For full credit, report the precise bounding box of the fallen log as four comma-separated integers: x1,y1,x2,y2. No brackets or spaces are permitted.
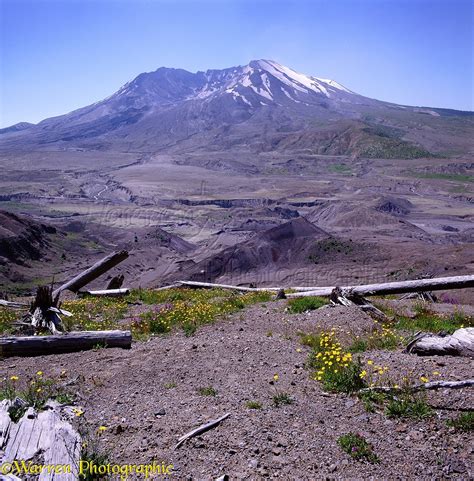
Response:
0,330,132,358
155,283,181,291
406,328,474,357
0,299,29,309
286,274,474,298
175,412,230,449
178,281,279,292
360,379,474,394
52,250,129,298
78,288,130,298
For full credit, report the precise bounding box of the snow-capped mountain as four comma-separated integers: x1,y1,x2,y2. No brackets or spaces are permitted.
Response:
1,60,471,157
113,59,355,108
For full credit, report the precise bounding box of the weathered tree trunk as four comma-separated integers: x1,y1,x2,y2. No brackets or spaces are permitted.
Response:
329,287,389,322
52,250,129,298
178,280,280,292
79,288,130,297
0,400,81,481
286,274,474,298
0,330,132,358
406,328,474,357
27,285,64,334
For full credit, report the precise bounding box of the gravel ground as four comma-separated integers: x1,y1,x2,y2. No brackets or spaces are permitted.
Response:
1,302,473,480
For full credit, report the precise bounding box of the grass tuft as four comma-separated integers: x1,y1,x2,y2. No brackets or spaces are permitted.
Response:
385,395,432,419
338,432,379,463
198,386,217,397
446,411,474,432
273,392,293,407
287,296,328,314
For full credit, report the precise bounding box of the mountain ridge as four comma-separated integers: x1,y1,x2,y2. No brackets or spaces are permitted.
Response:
1,59,472,158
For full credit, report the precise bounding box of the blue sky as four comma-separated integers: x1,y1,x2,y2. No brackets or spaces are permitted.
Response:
0,0,472,127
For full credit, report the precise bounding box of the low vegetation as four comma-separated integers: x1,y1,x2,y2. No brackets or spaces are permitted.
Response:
287,296,328,314
348,324,404,352
273,392,293,407
0,371,74,422
198,386,217,397
395,303,473,334
136,289,271,336
61,297,129,331
385,394,432,419
302,330,366,393
0,307,18,333
246,400,263,409
446,411,474,432
337,432,379,463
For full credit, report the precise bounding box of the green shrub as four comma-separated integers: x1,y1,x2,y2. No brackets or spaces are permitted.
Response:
321,359,366,393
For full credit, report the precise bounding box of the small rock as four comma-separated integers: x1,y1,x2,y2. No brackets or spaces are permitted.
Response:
154,408,166,417
248,459,258,469
328,464,337,473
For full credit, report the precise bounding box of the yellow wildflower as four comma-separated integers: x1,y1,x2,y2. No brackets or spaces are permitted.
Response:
273,374,279,382
10,376,18,381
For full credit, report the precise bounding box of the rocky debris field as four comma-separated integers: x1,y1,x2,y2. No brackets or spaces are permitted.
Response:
1,298,473,480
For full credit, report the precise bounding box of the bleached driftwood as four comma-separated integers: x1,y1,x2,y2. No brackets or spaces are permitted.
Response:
178,274,474,298
0,330,132,358
286,274,474,298
155,283,181,291
360,379,474,394
78,288,130,298
52,250,129,298
177,281,279,292
175,413,230,449
0,299,29,309
0,400,81,481
406,328,474,357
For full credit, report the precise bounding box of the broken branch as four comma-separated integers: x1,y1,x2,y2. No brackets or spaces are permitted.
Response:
175,413,230,449
360,379,474,393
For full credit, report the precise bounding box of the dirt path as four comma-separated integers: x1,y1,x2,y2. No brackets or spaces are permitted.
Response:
2,302,473,480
